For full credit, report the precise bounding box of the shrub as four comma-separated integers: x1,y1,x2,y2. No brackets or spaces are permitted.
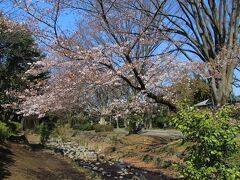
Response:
93,124,114,132
72,113,89,126
153,113,175,129
125,113,143,134
0,122,11,142
173,104,240,179
153,116,167,128
34,123,42,134
51,124,70,141
73,123,93,131
232,107,240,122
39,123,51,145
8,121,22,134
12,122,22,133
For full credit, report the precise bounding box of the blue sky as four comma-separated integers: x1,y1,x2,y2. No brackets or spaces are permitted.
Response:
0,1,239,96
233,69,240,95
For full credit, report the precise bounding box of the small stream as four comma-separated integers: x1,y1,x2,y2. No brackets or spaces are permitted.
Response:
75,159,174,180
46,139,175,180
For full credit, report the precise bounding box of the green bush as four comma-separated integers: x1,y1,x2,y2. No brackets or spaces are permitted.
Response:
153,116,167,128
173,104,240,179
72,113,89,126
39,123,51,145
7,121,22,134
93,124,114,132
232,107,240,122
13,122,22,133
0,122,11,142
34,123,42,134
51,124,70,141
73,123,93,131
125,113,143,134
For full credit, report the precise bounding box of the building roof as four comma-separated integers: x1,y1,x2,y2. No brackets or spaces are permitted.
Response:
194,96,240,107
194,99,212,107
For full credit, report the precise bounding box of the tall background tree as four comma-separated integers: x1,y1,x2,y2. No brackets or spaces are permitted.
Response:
0,15,43,130
158,0,240,106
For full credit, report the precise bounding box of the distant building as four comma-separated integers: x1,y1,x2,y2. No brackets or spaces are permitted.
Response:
194,99,213,108
194,95,240,108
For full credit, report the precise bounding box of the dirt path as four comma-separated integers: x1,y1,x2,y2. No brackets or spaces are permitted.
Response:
114,128,183,140
0,143,87,180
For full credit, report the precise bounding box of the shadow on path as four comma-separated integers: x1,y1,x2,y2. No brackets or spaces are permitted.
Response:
0,140,86,180
0,144,15,179
29,143,44,151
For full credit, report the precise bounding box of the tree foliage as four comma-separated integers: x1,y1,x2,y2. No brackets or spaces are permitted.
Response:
0,15,43,129
0,16,41,91
174,75,211,105
0,121,11,142
173,105,240,179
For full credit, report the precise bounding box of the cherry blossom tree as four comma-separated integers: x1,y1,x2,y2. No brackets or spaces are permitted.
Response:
8,0,209,118
17,48,197,118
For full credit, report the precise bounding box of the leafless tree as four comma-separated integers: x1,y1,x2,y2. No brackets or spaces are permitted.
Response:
156,0,240,106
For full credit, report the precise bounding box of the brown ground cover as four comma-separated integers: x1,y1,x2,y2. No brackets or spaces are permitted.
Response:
69,131,185,178
0,142,87,180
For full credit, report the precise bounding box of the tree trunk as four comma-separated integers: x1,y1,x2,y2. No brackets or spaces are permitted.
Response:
210,63,235,107
149,118,152,129
116,117,119,129
124,117,128,128
109,116,112,125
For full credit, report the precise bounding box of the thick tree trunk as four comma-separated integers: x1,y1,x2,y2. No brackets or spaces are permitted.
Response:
144,113,153,129
149,118,152,129
210,63,235,107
